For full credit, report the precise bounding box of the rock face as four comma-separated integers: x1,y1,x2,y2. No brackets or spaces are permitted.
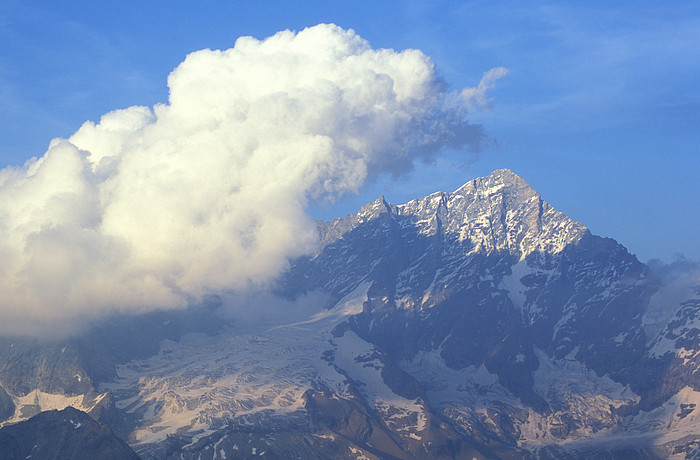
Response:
0,406,139,460
282,169,699,457
0,169,699,459
293,170,650,404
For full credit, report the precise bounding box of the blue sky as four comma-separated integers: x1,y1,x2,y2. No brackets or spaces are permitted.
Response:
1,0,699,262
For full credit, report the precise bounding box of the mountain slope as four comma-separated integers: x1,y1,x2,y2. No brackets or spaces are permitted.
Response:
0,169,698,459
286,170,651,399
280,169,698,455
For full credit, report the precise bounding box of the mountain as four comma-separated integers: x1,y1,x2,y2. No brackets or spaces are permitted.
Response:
0,169,698,459
0,406,139,459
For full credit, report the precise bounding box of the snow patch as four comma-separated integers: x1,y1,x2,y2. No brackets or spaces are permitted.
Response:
518,349,639,446
532,348,636,402
644,277,700,348
1,389,107,427
500,259,530,311
270,282,370,331
348,446,372,460
332,331,428,438
625,386,700,441
402,349,503,410
102,284,375,446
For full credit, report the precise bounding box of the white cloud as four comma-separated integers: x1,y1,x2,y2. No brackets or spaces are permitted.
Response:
460,66,509,108
0,24,500,337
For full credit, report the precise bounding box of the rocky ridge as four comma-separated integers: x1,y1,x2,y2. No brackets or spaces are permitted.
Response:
0,406,139,460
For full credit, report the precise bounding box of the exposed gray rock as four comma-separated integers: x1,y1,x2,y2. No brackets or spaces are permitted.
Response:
0,406,139,460
0,386,14,423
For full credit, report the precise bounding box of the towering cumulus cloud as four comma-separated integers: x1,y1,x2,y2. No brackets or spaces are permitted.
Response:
0,24,502,336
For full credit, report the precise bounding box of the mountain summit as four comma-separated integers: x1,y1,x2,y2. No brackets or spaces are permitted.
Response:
403,168,587,258
322,169,587,261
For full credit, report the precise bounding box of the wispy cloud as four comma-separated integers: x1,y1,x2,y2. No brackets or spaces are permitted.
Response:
460,67,510,109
